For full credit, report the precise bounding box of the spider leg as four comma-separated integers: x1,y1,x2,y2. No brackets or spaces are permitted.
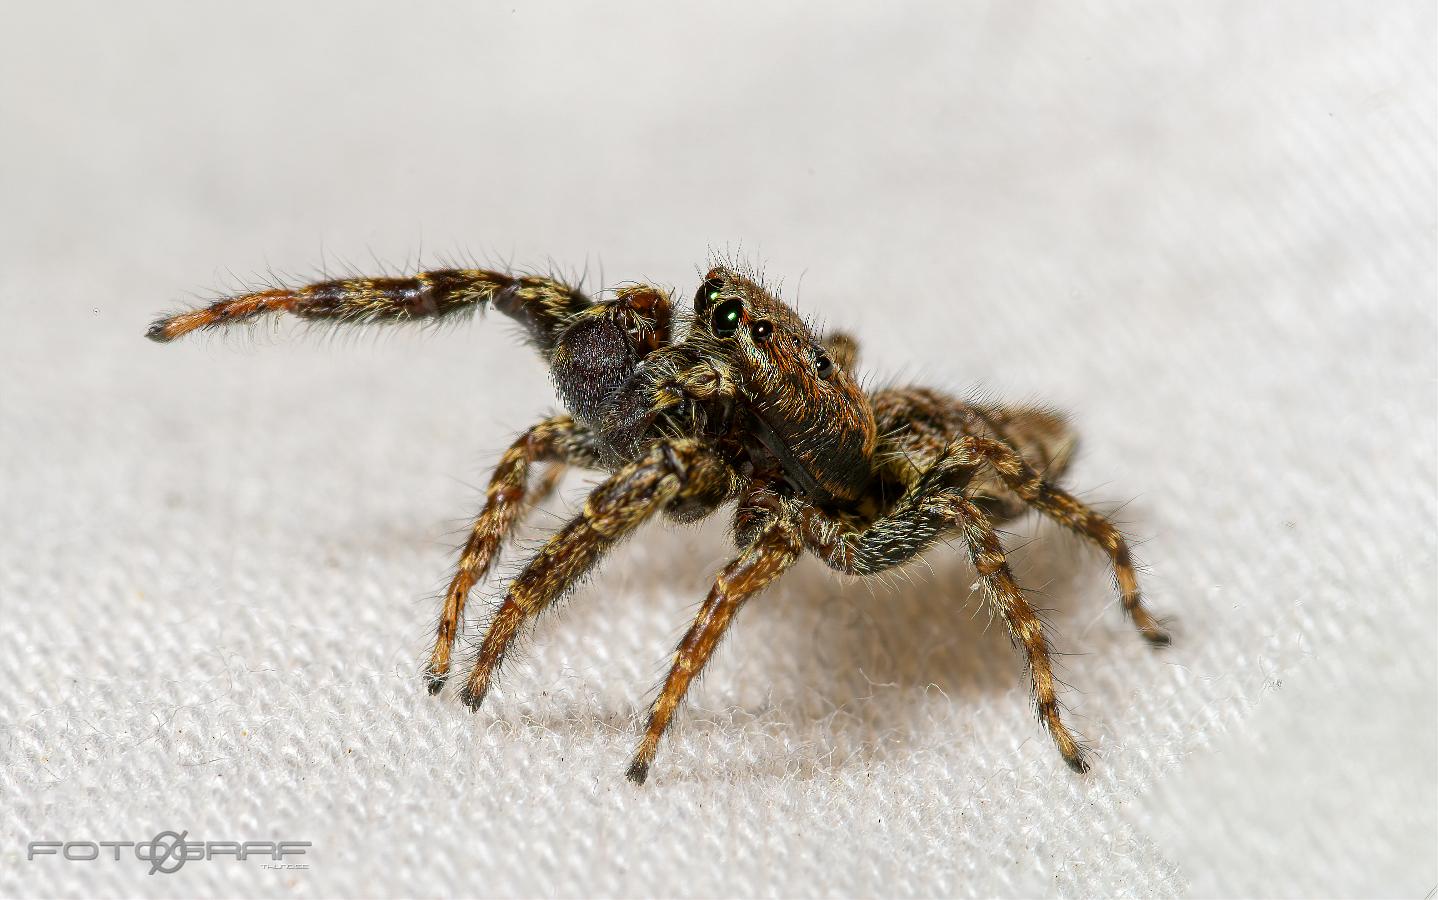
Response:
801,427,1167,646
961,438,1170,646
457,439,738,711
787,444,1095,770
869,389,1075,524
795,444,978,575
146,268,590,350
425,414,603,694
625,511,801,785
821,330,860,371
950,497,1090,772
792,466,1089,770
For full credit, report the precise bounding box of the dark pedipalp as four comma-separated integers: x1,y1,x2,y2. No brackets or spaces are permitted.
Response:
551,315,636,427
550,286,675,442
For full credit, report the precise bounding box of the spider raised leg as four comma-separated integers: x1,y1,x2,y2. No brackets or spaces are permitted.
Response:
146,260,1171,783
145,269,591,347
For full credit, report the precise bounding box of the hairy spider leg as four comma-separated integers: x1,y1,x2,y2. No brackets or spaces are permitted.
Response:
821,331,860,371
794,443,977,575
789,438,1090,770
626,511,802,785
457,439,739,710
425,414,604,694
868,392,1076,525
950,496,1090,771
960,438,1170,646
145,269,591,349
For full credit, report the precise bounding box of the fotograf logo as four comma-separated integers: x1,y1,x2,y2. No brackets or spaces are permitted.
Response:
27,831,312,875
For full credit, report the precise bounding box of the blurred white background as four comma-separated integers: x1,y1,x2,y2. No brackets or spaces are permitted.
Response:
1,2,1433,897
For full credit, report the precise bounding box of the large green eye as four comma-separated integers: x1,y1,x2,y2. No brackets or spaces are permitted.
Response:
710,298,743,337
694,276,725,314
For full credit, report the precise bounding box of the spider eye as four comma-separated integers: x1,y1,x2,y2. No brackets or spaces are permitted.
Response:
750,319,773,341
815,353,834,379
710,298,743,337
694,277,725,314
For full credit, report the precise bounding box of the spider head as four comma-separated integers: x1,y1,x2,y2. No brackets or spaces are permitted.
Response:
692,266,876,504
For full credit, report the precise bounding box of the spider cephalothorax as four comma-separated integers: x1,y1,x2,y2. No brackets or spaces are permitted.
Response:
147,261,1170,784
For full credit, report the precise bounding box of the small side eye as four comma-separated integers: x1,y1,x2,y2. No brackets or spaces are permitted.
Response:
750,319,773,341
710,298,744,337
815,353,834,379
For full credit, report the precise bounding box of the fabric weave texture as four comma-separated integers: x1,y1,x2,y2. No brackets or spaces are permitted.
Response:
1,2,1434,897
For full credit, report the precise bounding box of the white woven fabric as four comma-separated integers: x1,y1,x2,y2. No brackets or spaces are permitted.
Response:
2,2,1433,897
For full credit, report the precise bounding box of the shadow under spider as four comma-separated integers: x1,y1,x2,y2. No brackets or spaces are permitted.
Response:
494,502,1139,784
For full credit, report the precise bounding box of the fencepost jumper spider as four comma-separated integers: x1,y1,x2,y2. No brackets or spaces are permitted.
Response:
147,262,1169,783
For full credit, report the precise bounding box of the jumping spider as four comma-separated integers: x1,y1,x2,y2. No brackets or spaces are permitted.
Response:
147,262,1169,783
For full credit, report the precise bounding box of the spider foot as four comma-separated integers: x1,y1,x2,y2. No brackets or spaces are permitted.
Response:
422,668,448,696
1063,746,1092,774
457,681,490,712
1047,712,1092,774
1134,611,1175,648
625,759,650,786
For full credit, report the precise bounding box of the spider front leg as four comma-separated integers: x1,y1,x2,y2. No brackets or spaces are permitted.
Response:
960,438,1171,646
425,414,603,694
457,439,738,711
146,268,590,350
626,509,801,785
